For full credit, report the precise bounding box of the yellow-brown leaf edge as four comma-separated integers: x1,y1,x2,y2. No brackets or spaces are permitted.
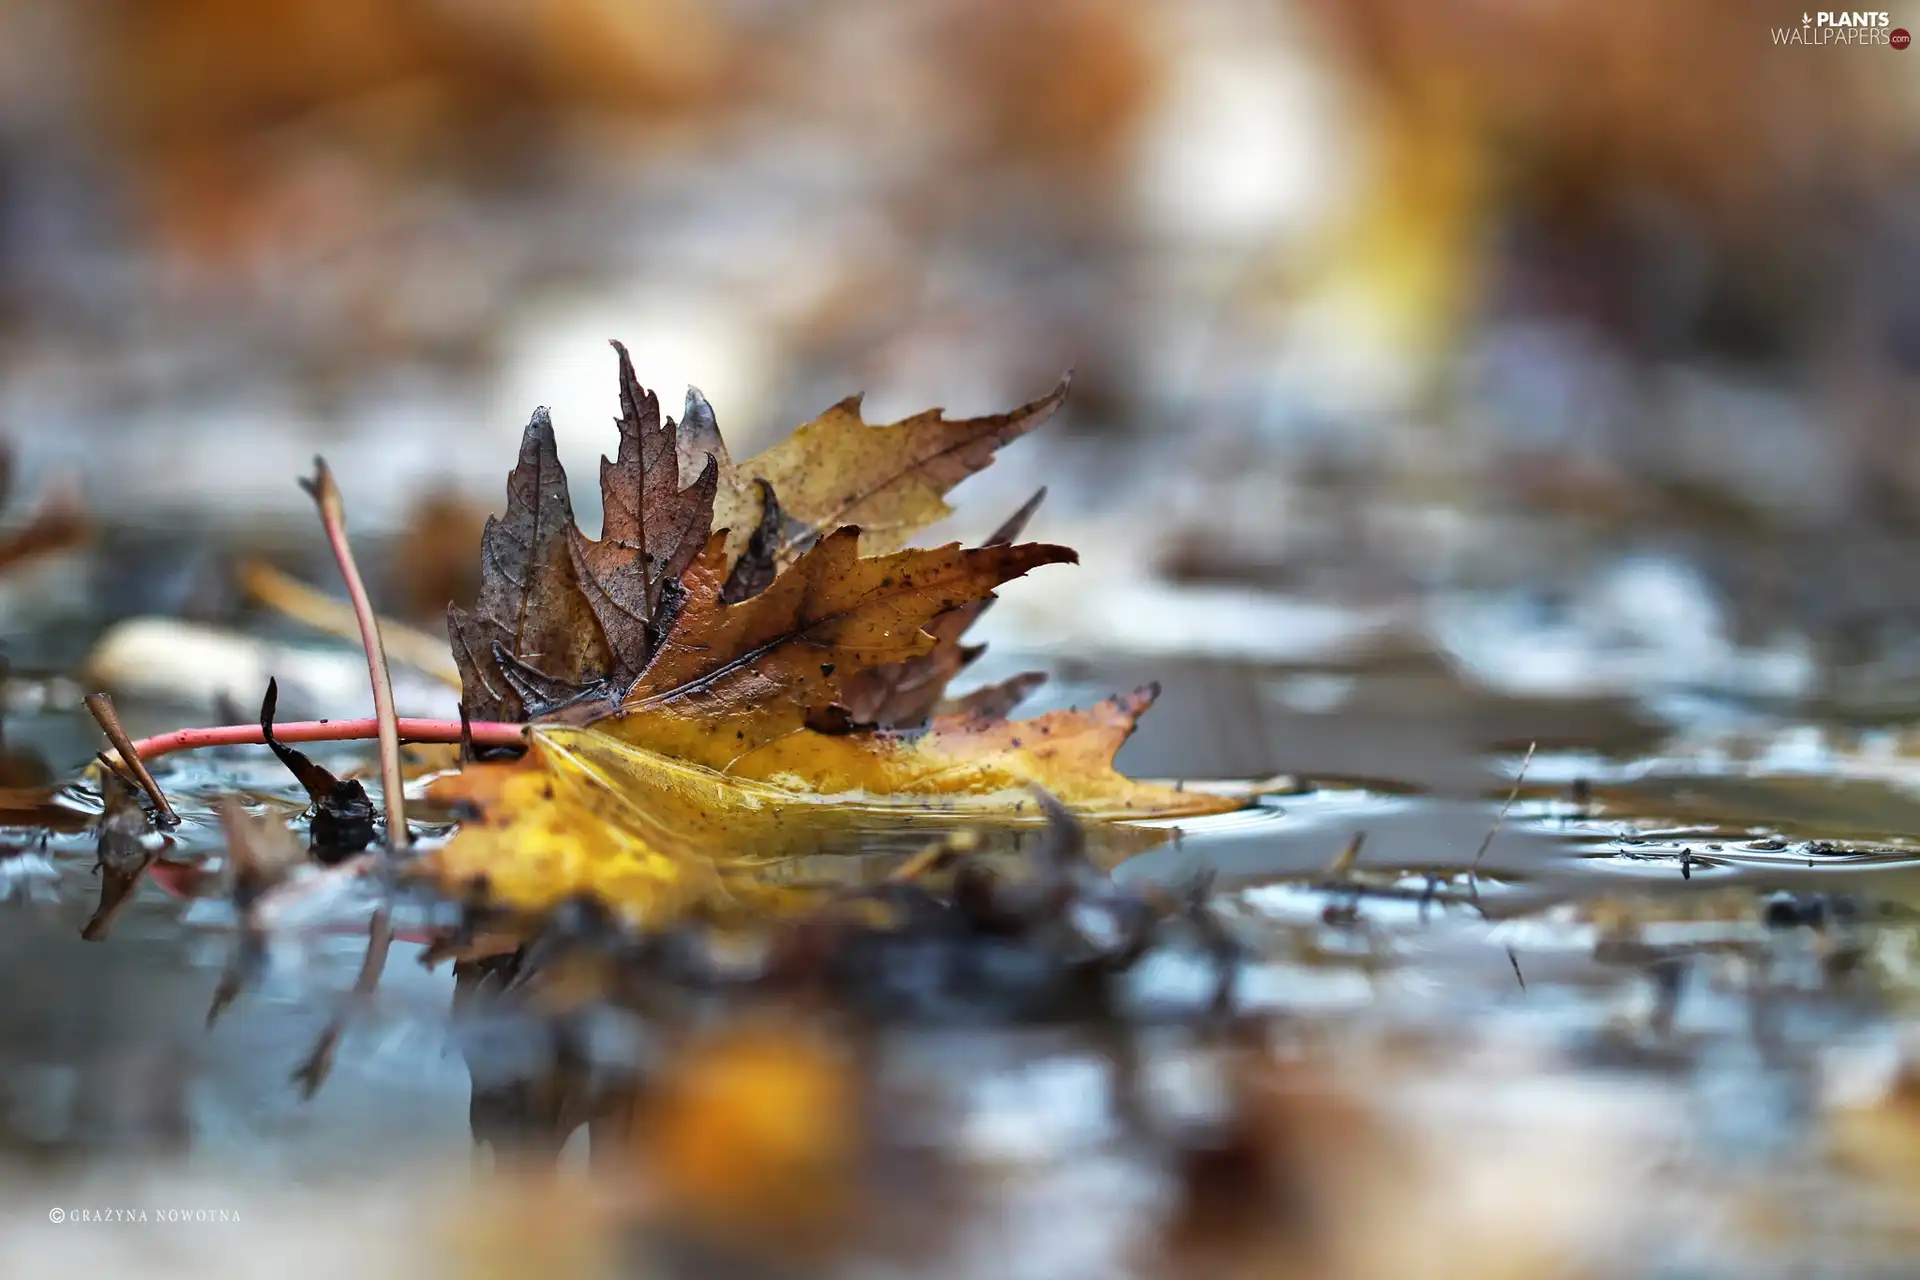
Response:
706,374,1072,565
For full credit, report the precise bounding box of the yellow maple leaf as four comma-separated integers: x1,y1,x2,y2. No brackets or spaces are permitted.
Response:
420,686,1234,925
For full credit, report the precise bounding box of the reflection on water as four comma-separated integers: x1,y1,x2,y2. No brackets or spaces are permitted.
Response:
4,648,1920,1273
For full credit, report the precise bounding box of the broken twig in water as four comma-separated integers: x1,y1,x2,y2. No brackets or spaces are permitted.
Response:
83,692,178,825
1326,831,1367,879
1470,741,1536,881
259,679,378,860
1469,742,1536,993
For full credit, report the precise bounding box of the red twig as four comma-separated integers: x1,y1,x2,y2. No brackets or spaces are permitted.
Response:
121,717,525,765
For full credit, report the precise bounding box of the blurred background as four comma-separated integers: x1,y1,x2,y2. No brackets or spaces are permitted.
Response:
1,0,1916,717
6,4,1920,1274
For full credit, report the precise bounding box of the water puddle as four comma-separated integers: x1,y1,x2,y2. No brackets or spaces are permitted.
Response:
5,653,1920,1276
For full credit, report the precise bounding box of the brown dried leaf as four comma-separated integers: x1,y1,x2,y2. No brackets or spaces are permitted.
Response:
839,488,1047,727
566,341,719,682
448,410,611,721
620,528,1076,761
718,478,788,605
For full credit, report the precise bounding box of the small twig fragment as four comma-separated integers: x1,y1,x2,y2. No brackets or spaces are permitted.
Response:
291,458,406,1099
84,692,178,826
1469,742,1536,992
1470,741,1536,878
886,830,982,884
1326,832,1367,879
94,751,139,792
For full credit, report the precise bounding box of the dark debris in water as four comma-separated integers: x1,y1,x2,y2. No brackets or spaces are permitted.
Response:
260,678,376,861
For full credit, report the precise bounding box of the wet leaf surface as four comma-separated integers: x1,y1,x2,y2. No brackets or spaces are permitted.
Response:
421,686,1234,925
839,488,1049,729
619,528,1073,746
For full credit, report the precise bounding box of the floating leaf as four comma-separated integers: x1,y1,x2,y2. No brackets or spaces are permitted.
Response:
421,685,1234,925
427,351,1236,927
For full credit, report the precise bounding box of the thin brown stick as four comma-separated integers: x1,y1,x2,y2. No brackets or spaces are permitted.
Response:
1471,740,1536,876
888,830,982,883
94,750,139,791
83,692,178,825
1468,741,1536,994
1326,831,1367,878
301,459,407,846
